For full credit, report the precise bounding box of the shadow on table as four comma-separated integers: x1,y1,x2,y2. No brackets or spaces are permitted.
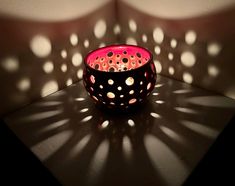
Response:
4,75,235,186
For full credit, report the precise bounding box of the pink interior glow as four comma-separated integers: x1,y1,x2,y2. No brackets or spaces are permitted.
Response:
86,45,151,72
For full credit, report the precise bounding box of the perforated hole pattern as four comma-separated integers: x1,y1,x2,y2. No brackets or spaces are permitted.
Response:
83,45,157,109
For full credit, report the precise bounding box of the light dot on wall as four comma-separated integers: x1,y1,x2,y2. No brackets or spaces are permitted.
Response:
168,66,175,75
72,52,82,66
43,60,54,73
61,64,67,72
181,51,196,67
154,46,161,55
17,78,31,92
94,19,107,39
185,30,197,45
99,43,106,48
77,69,83,79
142,34,148,43
170,39,177,48
1,56,19,72
61,49,67,59
208,65,219,77
30,35,51,58
129,19,137,32
168,53,174,60
113,24,121,35
41,80,59,97
66,78,73,86
207,42,222,56
126,37,137,45
84,39,90,48
183,72,193,84
154,60,162,73
70,33,78,46
153,27,164,44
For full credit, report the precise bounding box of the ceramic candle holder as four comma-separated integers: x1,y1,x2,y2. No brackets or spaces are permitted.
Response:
83,44,156,110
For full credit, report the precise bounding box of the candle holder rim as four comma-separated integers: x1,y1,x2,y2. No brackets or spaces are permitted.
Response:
84,44,153,74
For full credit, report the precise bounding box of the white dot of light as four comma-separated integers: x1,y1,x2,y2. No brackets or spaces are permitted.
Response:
144,134,188,186
153,27,164,44
94,19,107,39
154,46,161,55
43,60,54,73
129,19,137,32
207,42,222,56
154,60,162,73
70,33,78,46
61,64,67,72
32,130,72,161
69,134,91,159
75,97,85,101
159,125,186,145
108,79,114,85
66,78,73,86
113,24,121,35
101,120,109,129
99,43,106,48
80,108,89,113
72,52,82,66
81,115,93,123
180,120,218,139
185,30,197,45
77,69,83,79
41,80,59,97
125,77,134,86
17,78,31,91
142,34,148,42
168,53,174,60
87,139,109,182
170,38,177,48
208,65,219,77
168,66,175,75
129,90,134,94
150,112,161,118
107,92,115,98
156,100,164,104
181,51,196,67
1,56,19,72
61,49,67,58
30,35,51,57
152,92,159,96
123,135,133,160
183,72,193,84
126,37,137,45
128,119,135,127
174,107,198,114
84,39,90,48
155,84,163,88
117,86,122,91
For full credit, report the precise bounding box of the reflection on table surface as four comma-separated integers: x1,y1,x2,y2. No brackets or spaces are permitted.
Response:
4,75,235,186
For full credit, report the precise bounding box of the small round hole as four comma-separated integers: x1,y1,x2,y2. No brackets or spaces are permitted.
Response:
129,98,137,104
129,90,134,94
108,79,114,85
90,75,95,83
136,52,141,58
107,92,115,98
122,58,128,63
125,77,134,86
107,51,113,57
